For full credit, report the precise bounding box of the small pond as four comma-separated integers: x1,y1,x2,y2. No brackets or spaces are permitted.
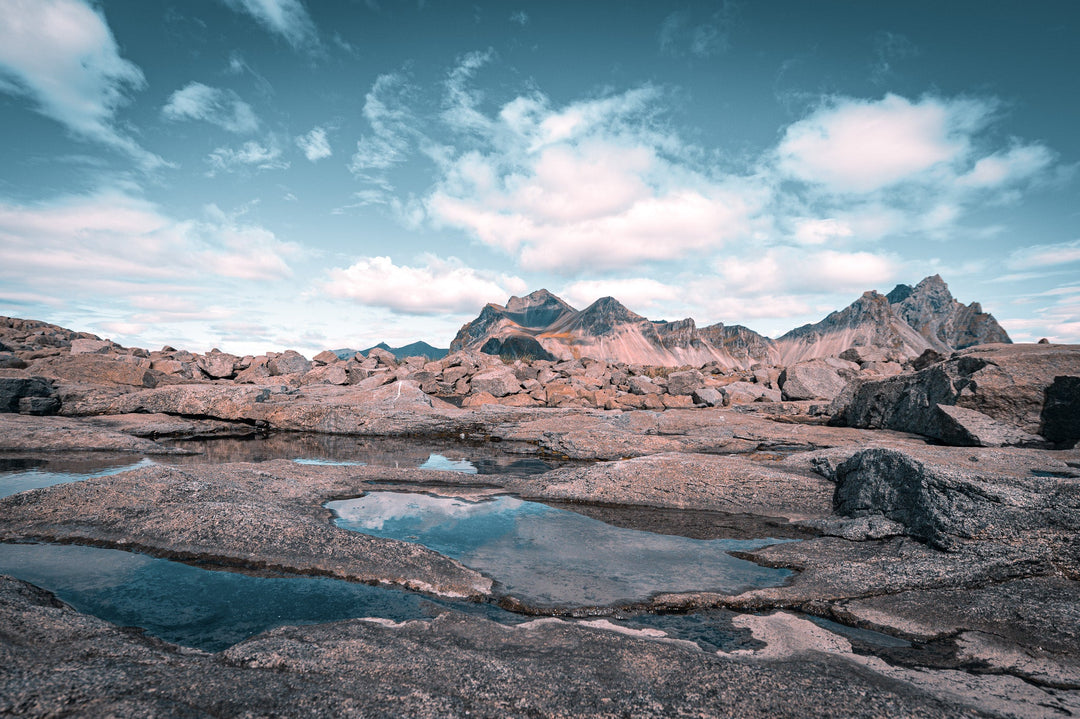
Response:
328,492,792,607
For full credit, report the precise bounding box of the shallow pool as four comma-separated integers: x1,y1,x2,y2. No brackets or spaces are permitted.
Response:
328,492,793,608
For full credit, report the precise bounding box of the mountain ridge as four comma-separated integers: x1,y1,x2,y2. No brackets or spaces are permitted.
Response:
450,277,1010,368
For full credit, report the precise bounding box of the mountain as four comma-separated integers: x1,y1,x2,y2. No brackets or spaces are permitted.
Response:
887,275,1011,350
450,277,1009,368
332,341,449,361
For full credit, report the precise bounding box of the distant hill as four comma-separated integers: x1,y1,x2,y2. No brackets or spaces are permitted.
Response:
333,341,449,361
449,277,1010,368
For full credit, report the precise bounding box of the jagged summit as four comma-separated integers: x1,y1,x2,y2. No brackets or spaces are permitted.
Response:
450,276,1009,368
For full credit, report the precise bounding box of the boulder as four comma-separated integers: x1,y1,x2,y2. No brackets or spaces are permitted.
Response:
69,338,114,355
627,375,659,395
312,350,339,365
692,387,723,407
665,370,705,396
301,364,349,386
365,347,399,367
0,377,57,414
544,383,579,407
837,344,1080,446
32,354,159,388
719,382,765,406
268,351,311,376
196,352,238,379
935,404,1044,448
1041,376,1080,448
779,360,848,401
468,367,521,398
461,391,497,408
0,353,27,369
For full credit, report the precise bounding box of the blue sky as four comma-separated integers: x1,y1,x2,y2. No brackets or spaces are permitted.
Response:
0,0,1077,354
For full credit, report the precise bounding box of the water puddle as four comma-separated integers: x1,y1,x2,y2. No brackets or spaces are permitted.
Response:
0,456,156,499
328,492,793,608
0,542,520,652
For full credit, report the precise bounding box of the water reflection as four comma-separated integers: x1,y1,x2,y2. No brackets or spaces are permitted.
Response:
0,457,155,499
0,543,520,652
329,492,792,607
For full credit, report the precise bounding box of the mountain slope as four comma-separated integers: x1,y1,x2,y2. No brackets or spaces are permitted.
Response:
888,275,1011,350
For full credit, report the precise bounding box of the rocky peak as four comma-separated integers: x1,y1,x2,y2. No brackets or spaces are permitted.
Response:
893,275,1010,350
503,289,577,328
569,297,647,337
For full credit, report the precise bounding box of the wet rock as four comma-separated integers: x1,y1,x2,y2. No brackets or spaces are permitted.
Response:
779,360,847,401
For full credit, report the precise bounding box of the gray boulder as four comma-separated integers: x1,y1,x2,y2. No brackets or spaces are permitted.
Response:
665,370,705,396
0,377,58,414
627,375,659,395
779,360,848,401
691,387,723,407
837,343,1080,446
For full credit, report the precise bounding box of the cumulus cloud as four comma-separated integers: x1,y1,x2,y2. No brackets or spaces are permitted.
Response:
321,255,526,314
426,84,768,273
0,191,302,291
715,248,900,296
206,140,289,175
163,82,259,133
0,0,163,167
296,126,331,161
220,0,318,49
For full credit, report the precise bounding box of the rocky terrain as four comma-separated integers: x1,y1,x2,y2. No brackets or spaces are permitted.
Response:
1,287,1078,717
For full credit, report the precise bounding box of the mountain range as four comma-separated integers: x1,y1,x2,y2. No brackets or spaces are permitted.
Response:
449,275,1010,368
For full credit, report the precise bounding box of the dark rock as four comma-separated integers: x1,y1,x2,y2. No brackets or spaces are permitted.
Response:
1041,376,1080,448
17,396,61,416
479,334,556,361
0,377,57,413
911,348,946,371
0,352,27,369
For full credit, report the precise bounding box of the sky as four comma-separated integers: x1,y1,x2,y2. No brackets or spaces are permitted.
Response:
0,0,1077,355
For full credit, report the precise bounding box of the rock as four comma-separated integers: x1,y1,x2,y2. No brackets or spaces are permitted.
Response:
17,396,61,415
666,370,705,396
302,364,349,386
662,394,695,409
838,344,1080,445
268,350,311,376
0,352,27,369
832,446,1080,555
1041,376,1080,448
545,383,580,407
839,347,891,364
196,351,238,379
627,375,659,395
235,363,271,383
935,404,1044,448
911,348,946,371
779,360,848,401
461,391,497,408
692,387,723,407
68,338,114,354
0,377,57,413
859,361,903,377
364,347,399,367
468,366,521,398
312,350,339,365
32,354,160,388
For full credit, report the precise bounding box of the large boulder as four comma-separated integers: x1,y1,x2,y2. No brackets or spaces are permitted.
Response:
665,370,705,396
468,366,521,398
836,343,1080,446
68,338,115,355
268,351,311,376
0,377,58,415
196,351,239,379
779,360,848,401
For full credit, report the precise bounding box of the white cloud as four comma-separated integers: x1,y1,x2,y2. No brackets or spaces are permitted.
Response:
162,82,259,133
716,248,900,296
442,49,496,135
0,0,163,167
776,94,988,193
958,143,1055,190
350,73,416,174
0,191,302,290
296,126,331,161
1006,239,1080,271
426,85,768,273
559,278,679,311
206,140,289,175
509,11,529,26
220,0,318,49
321,255,526,315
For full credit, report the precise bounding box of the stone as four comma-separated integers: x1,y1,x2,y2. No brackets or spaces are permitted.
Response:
859,361,903,377
365,347,399,367
692,387,723,407
666,370,705,396
719,381,767,406
1041,376,1080,448
935,404,1044,448
461,391,497,408
0,377,57,413
0,352,27,369
627,375,659,395
268,350,311,376
68,338,114,354
196,352,239,379
544,383,578,406
313,350,340,365
17,396,61,415
32,354,159,388
779,360,848,401
468,367,521,398
301,364,349,386
911,348,946,371
235,364,271,383
837,344,1080,445
662,394,695,409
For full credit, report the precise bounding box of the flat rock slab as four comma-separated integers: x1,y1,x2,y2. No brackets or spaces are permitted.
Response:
0,414,191,454
520,452,835,521
0,460,491,598
0,575,1022,719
